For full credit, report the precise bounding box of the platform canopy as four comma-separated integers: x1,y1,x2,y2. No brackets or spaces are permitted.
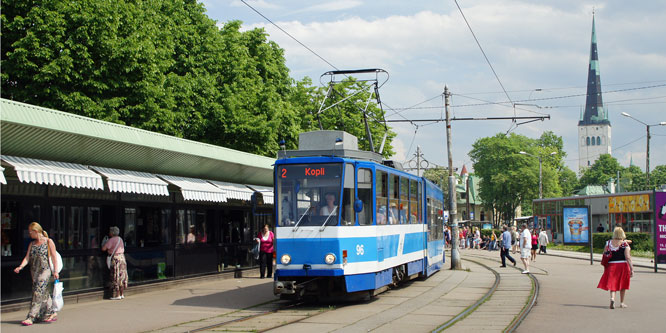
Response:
158,174,226,202
208,181,254,202
0,99,274,187
1,155,104,190
90,166,169,196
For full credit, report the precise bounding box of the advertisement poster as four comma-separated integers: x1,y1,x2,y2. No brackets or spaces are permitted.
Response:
563,206,590,244
608,194,650,213
655,192,666,264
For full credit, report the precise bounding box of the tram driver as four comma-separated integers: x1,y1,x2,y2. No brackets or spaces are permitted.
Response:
320,192,338,216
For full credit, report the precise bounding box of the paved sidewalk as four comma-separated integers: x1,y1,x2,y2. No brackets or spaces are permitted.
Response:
461,249,666,332
0,274,275,333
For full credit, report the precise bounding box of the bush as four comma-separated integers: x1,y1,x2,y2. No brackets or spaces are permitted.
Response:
592,232,653,252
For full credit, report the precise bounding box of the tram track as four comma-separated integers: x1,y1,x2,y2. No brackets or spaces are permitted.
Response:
459,252,541,333
182,299,327,333
167,253,539,333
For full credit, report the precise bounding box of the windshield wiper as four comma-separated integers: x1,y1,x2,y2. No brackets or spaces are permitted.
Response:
320,206,338,231
293,206,313,232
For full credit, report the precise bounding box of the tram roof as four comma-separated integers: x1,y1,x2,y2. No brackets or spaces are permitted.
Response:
0,98,273,186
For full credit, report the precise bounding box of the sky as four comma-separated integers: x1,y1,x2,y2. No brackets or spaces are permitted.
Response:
204,0,666,176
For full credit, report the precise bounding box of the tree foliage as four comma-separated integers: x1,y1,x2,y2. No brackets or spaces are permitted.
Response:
1,0,393,157
651,165,666,189
578,154,623,189
469,131,567,223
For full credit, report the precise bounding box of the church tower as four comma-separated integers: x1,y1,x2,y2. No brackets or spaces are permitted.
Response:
578,14,611,173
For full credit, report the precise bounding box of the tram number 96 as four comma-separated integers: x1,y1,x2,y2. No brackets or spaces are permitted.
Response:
356,244,364,256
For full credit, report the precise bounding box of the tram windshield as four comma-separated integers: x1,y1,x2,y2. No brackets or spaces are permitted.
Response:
276,163,342,227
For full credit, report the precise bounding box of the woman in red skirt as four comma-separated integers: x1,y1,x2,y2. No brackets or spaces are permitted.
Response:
597,227,634,309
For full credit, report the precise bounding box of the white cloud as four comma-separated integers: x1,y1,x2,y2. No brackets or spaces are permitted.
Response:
230,0,279,10
291,1,363,14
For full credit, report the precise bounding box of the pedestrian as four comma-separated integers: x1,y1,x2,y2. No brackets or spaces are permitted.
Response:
499,225,516,267
519,224,531,274
511,226,519,254
597,223,605,233
256,224,275,279
473,227,481,249
488,231,497,251
467,227,474,249
597,227,634,309
531,228,539,262
13,222,59,325
444,227,450,249
101,226,128,300
538,229,549,254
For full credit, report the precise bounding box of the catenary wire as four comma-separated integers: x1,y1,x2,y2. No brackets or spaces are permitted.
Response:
240,0,340,72
454,0,514,107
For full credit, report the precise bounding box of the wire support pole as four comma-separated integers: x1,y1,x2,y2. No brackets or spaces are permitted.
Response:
445,86,461,270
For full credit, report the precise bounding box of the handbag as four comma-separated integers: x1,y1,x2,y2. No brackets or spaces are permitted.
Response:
601,240,612,267
52,279,64,311
47,239,63,273
106,238,121,269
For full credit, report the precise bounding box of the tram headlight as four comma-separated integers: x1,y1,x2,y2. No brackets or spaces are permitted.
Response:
324,253,336,265
280,254,291,265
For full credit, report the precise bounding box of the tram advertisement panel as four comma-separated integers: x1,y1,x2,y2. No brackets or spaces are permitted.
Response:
656,192,666,264
562,206,589,244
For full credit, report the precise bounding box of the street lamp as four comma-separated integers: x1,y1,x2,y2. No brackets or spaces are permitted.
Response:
621,112,666,189
520,151,557,199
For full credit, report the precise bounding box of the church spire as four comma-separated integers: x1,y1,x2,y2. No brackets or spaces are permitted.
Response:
579,14,610,126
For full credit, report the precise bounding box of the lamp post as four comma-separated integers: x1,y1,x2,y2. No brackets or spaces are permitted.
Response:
621,112,666,189
520,151,557,199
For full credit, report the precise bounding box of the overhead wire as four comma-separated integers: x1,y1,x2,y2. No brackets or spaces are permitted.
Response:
239,0,340,72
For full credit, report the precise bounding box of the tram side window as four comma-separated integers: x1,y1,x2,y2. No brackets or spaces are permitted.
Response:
376,171,388,225
399,178,408,224
417,182,423,224
357,168,373,226
409,180,418,224
389,174,399,224
341,164,355,226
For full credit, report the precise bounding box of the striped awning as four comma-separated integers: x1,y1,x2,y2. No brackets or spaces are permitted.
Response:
208,181,254,202
90,166,169,196
0,167,6,184
1,155,103,190
158,174,226,202
248,185,274,205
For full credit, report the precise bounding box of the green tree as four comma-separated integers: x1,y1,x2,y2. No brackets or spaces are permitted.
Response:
2,0,390,158
619,165,645,192
651,165,666,189
579,154,623,189
559,166,579,196
469,133,534,223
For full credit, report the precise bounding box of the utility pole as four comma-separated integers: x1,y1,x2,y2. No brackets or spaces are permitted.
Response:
445,86,461,270
646,125,651,189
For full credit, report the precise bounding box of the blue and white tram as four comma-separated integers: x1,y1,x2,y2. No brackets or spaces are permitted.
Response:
273,134,445,300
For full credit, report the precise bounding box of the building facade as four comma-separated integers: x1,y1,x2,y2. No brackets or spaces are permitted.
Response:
533,191,656,244
578,15,612,172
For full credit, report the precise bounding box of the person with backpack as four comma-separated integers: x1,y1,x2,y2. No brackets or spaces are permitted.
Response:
13,222,59,325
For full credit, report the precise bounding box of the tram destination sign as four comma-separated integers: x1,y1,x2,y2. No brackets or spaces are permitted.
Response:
278,164,341,180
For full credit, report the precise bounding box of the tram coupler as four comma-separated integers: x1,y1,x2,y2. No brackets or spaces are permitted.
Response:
274,280,297,295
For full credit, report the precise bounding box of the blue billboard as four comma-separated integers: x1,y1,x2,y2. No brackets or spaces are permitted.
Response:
563,206,590,244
